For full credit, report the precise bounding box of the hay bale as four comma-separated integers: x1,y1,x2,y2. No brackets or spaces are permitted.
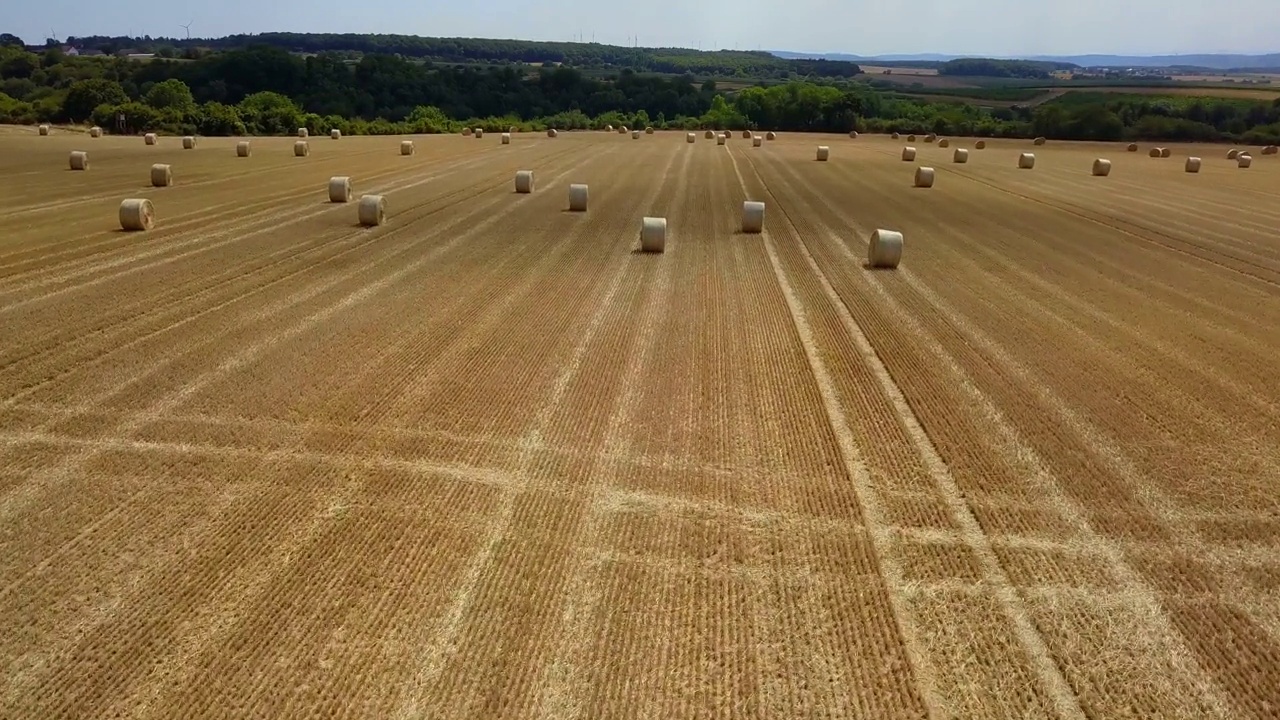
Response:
687,132,696,143
938,138,950,148
237,141,252,157
119,198,155,231
816,145,830,161
605,124,614,132
358,195,386,226
849,131,859,139
329,129,340,139
182,135,196,150
1033,136,1046,145
1160,148,1171,158
150,163,172,187
1127,142,1139,152
766,131,777,140
1092,158,1112,176
741,201,765,234
717,134,726,145
474,128,484,139
515,170,534,193
1227,149,1239,159
1018,152,1036,169
632,130,641,139
646,126,655,134
145,133,158,145
501,133,511,145
901,146,917,161
640,216,666,253
89,126,102,138
294,141,310,157
914,166,935,188
298,127,309,138
568,183,588,212
547,129,558,138
1263,145,1278,155
867,229,904,269
907,134,916,141
462,128,472,136
925,133,936,143
752,135,763,147
509,126,518,134
891,132,900,139
1238,154,1253,168
328,176,352,203
38,124,50,136
69,151,89,170
742,130,752,139
619,125,628,133
1149,147,1162,158
1185,157,1201,173
705,129,715,139
400,140,415,155
975,140,986,149
953,148,969,164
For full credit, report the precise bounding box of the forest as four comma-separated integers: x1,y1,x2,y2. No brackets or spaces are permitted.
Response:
1,37,1278,144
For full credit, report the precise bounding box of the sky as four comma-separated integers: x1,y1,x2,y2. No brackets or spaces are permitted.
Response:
7,0,1279,57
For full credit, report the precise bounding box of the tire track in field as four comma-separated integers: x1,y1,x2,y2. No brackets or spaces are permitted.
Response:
0,144,581,402
393,140,686,720
753,149,1239,719
0,141,562,306
529,143,688,720
0,148,607,716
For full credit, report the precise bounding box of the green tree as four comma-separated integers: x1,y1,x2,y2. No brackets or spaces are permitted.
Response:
197,102,246,135
62,78,128,121
144,78,196,111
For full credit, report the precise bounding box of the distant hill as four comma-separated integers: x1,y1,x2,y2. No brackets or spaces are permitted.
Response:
771,50,1280,70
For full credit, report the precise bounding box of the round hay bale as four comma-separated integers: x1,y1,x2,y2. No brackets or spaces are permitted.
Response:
182,135,196,150
766,131,777,140
237,141,252,157
891,132,900,139
515,170,534,193
816,145,830,161
1033,136,1046,145
294,141,310,157
298,127,309,138
358,195,386,227
547,129,558,138
605,124,614,132
619,125,628,134
742,130,752,139
953,148,969,164
328,176,352,203
474,129,483,139
330,129,341,140
938,138,950,148
38,124,50,136
849,131,859,139
509,126,518,134
1185,157,1202,173
501,133,511,145
400,140,415,155
89,126,102,138
925,133,936,143
752,135,763,147
640,216,666,253
901,146,917,161
646,126,655,134
568,183,589,212
1238,154,1253,168
687,132,696,144
1127,142,1139,152
69,151,89,171
1160,147,1171,158
1227,148,1239,159
119,198,155,231
632,130,641,139
705,129,715,139
150,163,172,187
975,140,986,149
1263,145,1278,155
145,133,158,146
1092,158,1112,176
741,201,765,234
1149,147,1162,158
907,134,916,142
1018,152,1036,169
717,134,726,145
914,166,935,188
462,128,471,136
867,229,904,269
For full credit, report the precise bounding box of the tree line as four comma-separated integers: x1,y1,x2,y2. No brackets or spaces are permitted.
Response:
1,42,1278,144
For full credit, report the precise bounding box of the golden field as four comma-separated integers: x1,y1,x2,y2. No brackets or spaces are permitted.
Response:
1,126,1278,719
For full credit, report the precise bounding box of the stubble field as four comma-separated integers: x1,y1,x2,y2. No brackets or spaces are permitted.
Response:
1,126,1279,719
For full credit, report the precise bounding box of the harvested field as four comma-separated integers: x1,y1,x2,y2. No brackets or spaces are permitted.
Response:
1,127,1279,719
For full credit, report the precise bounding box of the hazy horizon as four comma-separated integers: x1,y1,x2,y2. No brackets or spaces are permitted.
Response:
7,0,1278,58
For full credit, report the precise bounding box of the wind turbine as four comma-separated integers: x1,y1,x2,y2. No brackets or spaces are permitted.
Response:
180,20,193,40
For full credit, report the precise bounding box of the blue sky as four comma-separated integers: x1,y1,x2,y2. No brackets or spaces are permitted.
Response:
8,0,1278,56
